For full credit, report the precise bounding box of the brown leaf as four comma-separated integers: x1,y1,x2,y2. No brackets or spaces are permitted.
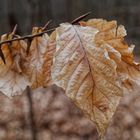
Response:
0,27,56,97
0,34,30,97
23,27,55,89
80,19,140,94
52,23,123,137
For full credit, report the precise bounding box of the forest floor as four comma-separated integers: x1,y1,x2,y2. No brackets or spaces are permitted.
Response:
0,85,140,140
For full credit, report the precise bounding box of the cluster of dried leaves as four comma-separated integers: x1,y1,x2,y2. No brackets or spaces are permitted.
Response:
0,18,140,138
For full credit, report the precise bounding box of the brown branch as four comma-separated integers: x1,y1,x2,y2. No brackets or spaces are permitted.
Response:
0,28,55,46
0,11,91,64
71,11,91,24
0,11,91,46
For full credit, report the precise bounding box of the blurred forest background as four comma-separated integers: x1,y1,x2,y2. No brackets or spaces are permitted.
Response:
0,0,140,140
1,0,140,55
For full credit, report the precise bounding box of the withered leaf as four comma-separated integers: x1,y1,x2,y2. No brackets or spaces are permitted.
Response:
0,17,140,139
0,34,30,97
0,27,56,96
52,23,123,137
24,27,55,89
80,19,140,94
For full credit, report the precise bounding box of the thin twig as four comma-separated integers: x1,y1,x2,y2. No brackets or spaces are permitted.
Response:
42,20,52,31
0,11,91,64
71,11,91,24
0,28,54,46
0,11,91,46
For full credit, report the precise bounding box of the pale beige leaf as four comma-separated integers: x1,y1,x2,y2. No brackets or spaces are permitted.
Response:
52,23,123,136
80,19,140,94
0,27,55,97
24,27,55,89
0,34,30,97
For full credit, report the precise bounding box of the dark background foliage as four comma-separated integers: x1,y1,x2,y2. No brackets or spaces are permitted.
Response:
0,0,140,54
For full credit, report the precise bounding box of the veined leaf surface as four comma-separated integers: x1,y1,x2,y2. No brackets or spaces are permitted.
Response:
52,23,123,136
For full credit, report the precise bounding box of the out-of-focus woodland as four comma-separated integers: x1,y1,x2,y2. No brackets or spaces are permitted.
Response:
0,0,140,140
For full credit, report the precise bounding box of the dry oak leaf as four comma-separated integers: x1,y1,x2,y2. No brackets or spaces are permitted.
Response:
80,19,140,93
52,23,123,137
23,27,55,89
0,34,30,97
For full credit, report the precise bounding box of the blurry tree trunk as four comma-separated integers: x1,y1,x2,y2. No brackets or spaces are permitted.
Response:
26,86,37,140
